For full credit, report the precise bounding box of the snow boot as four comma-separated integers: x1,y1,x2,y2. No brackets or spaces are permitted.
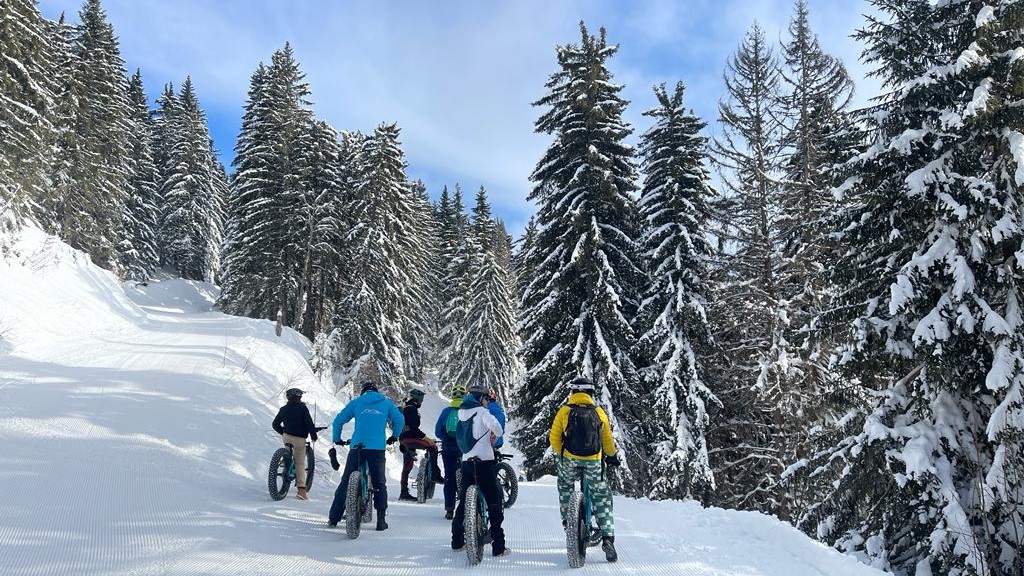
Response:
376,512,389,531
492,546,511,557
601,536,617,563
296,487,308,500
399,490,417,501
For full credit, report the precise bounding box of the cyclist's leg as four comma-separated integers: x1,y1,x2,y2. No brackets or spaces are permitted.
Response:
451,460,474,548
328,450,360,524
283,433,307,488
555,456,577,524
478,459,505,552
583,460,614,537
442,448,460,511
365,449,388,511
400,440,415,495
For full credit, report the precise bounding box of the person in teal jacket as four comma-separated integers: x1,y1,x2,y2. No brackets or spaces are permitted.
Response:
327,382,404,531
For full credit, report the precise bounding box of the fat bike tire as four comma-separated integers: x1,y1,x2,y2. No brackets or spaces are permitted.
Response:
344,472,362,539
565,490,586,568
464,485,486,566
496,461,518,509
268,448,291,501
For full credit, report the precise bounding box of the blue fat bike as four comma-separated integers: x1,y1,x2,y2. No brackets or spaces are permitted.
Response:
565,473,604,568
268,426,327,500
338,440,375,539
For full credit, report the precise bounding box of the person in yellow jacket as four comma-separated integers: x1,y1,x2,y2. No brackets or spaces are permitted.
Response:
549,377,620,563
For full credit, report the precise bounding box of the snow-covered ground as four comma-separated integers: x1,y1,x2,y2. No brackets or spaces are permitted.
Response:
0,227,886,575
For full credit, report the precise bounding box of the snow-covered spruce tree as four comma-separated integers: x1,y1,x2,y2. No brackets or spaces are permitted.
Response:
707,21,792,514
293,119,343,339
60,0,132,267
799,2,1024,574
157,77,225,282
438,184,473,390
512,215,538,296
329,124,420,394
220,45,314,323
514,22,644,486
0,0,53,228
452,187,521,402
634,82,718,503
402,179,439,381
38,13,78,235
117,70,160,281
768,0,859,519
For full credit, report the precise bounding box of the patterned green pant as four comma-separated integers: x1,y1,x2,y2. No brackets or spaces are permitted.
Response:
556,457,614,536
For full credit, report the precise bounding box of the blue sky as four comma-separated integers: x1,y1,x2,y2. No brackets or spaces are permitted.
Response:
39,0,880,236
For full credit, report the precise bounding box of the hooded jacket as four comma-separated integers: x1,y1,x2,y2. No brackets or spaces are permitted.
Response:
458,393,503,461
549,392,617,461
488,401,506,448
332,390,404,450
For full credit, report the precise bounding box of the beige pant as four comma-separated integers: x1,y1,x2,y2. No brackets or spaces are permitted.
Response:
282,433,307,489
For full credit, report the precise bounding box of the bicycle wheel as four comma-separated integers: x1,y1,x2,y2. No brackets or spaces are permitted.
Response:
464,485,485,566
344,471,362,539
496,461,518,509
268,447,292,501
362,483,374,524
565,489,586,568
304,444,316,491
416,453,430,504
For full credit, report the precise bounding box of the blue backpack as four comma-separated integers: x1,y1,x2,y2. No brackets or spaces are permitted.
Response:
456,412,482,453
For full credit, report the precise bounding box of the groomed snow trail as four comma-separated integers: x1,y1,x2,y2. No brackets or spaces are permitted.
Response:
0,229,886,576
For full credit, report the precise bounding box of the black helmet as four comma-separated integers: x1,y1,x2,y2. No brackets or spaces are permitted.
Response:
360,381,378,394
468,385,490,400
569,377,595,395
408,388,426,405
285,388,304,401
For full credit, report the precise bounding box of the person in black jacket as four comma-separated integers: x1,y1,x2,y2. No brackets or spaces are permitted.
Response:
399,388,444,500
272,388,319,500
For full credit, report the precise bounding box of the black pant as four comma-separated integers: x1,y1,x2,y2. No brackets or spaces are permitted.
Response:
441,448,461,511
452,459,505,552
329,448,387,524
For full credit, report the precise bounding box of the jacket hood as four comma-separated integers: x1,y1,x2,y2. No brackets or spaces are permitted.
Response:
359,390,390,405
567,392,595,405
461,394,483,410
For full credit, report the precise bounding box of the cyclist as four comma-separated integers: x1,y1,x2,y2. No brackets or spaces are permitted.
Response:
451,385,508,557
399,388,445,501
549,377,620,562
271,388,319,500
434,384,466,519
327,381,404,531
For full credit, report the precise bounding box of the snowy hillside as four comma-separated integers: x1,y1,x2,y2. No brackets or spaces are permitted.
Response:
0,228,885,576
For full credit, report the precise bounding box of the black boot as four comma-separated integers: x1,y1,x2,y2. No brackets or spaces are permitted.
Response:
601,536,617,562
376,511,389,531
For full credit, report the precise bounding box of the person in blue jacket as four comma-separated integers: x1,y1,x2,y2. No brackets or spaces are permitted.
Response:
434,384,466,519
327,381,404,531
487,389,506,449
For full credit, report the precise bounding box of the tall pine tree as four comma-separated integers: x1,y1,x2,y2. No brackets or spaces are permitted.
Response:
515,23,644,485
634,82,718,502
118,70,160,281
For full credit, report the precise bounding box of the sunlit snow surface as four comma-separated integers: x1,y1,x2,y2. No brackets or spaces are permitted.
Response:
0,227,885,575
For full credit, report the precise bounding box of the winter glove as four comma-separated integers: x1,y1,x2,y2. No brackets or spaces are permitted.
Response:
329,447,340,471
604,454,621,468
386,435,398,445
399,444,407,454
310,431,319,443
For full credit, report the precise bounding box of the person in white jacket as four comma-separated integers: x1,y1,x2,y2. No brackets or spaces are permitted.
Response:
450,385,508,557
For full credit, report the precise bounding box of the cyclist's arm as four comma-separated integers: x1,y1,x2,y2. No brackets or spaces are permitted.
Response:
549,405,568,454
302,404,318,441
387,403,405,438
332,403,354,443
434,408,448,439
597,407,617,457
488,402,506,430
272,407,285,435
482,410,503,437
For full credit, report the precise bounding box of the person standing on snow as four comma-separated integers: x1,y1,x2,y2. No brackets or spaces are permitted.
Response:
451,385,508,557
327,381,404,531
399,388,445,501
271,388,319,500
549,377,620,562
434,384,466,519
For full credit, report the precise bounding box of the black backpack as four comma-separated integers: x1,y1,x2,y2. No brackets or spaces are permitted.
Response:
562,404,602,457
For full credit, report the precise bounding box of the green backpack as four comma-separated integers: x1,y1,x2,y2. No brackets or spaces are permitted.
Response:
445,408,459,439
